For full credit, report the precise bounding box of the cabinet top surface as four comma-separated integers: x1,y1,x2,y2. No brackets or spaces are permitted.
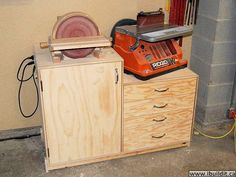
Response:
124,68,198,85
35,47,123,69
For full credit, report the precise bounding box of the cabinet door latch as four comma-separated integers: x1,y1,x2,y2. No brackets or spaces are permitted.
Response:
40,80,43,92
115,68,119,84
47,148,50,157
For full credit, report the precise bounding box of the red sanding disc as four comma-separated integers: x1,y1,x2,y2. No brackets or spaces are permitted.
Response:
52,12,100,58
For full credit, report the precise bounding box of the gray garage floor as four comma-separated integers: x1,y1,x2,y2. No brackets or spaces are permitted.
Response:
0,129,236,177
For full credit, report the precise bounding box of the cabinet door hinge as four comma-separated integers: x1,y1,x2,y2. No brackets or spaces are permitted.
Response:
40,80,43,92
115,68,119,84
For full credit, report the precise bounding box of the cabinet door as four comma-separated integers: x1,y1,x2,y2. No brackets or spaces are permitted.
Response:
40,62,122,164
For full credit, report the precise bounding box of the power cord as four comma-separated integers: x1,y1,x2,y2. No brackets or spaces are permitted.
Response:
194,120,236,139
17,55,39,118
194,119,236,153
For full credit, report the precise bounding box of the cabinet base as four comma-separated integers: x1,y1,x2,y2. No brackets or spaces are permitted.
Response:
45,141,190,171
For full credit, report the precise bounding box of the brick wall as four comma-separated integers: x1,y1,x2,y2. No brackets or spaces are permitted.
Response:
190,0,236,126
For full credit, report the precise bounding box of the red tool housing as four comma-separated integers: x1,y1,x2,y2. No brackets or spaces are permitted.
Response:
114,31,187,79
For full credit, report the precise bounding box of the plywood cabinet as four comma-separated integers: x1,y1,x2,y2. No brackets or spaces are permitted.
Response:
36,48,198,171
36,48,123,170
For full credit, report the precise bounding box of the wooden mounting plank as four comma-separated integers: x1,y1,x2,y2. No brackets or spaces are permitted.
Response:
49,35,111,51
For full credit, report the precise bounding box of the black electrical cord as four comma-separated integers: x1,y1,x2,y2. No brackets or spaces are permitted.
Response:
17,56,34,82
17,56,39,118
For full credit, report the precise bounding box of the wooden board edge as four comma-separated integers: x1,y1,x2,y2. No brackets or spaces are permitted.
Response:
45,157,49,173
36,70,50,159
121,60,124,152
190,76,199,141
124,75,199,86
45,141,189,171
37,57,123,70
49,36,111,51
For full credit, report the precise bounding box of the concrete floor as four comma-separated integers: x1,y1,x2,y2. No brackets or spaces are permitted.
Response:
0,132,235,177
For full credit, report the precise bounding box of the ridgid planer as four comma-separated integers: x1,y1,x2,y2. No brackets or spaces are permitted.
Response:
114,24,192,80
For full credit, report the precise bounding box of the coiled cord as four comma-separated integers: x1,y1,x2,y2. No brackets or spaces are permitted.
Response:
17,56,39,118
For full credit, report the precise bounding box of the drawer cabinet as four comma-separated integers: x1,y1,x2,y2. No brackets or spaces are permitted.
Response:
123,69,198,152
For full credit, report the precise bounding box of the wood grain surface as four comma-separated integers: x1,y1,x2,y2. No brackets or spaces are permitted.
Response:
124,78,196,102
124,68,198,85
45,142,188,171
40,61,122,164
36,48,122,69
124,108,193,151
124,89,196,118
49,36,111,51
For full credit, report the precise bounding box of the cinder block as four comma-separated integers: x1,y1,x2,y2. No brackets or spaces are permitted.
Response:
195,80,209,106
196,80,233,106
190,54,211,83
218,0,236,19
207,83,233,105
191,35,214,63
195,100,231,126
210,63,236,84
204,103,230,122
195,100,206,124
215,19,236,42
193,15,217,41
212,42,236,64
190,55,236,84
198,0,220,19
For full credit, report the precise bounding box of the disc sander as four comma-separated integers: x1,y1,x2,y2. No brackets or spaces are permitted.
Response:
52,12,100,58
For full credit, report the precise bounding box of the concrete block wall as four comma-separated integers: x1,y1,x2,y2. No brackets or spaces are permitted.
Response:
190,0,236,126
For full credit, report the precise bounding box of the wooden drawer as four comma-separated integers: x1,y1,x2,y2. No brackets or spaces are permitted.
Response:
124,78,196,102
123,108,193,152
124,90,195,118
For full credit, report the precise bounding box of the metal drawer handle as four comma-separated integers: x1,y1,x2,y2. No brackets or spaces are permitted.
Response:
152,117,167,122
153,104,168,109
154,88,169,92
152,133,166,139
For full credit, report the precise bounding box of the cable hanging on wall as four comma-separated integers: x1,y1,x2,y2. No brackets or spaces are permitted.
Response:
17,55,39,118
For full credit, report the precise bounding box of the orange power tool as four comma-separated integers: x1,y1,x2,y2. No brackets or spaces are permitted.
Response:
114,25,192,80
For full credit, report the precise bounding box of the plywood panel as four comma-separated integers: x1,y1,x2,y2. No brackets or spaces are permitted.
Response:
46,143,188,171
36,48,122,69
124,78,196,102
124,108,193,152
40,62,122,164
49,36,111,51
124,81,196,118
124,68,197,84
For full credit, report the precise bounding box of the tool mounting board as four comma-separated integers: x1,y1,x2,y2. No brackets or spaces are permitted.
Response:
49,35,111,51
